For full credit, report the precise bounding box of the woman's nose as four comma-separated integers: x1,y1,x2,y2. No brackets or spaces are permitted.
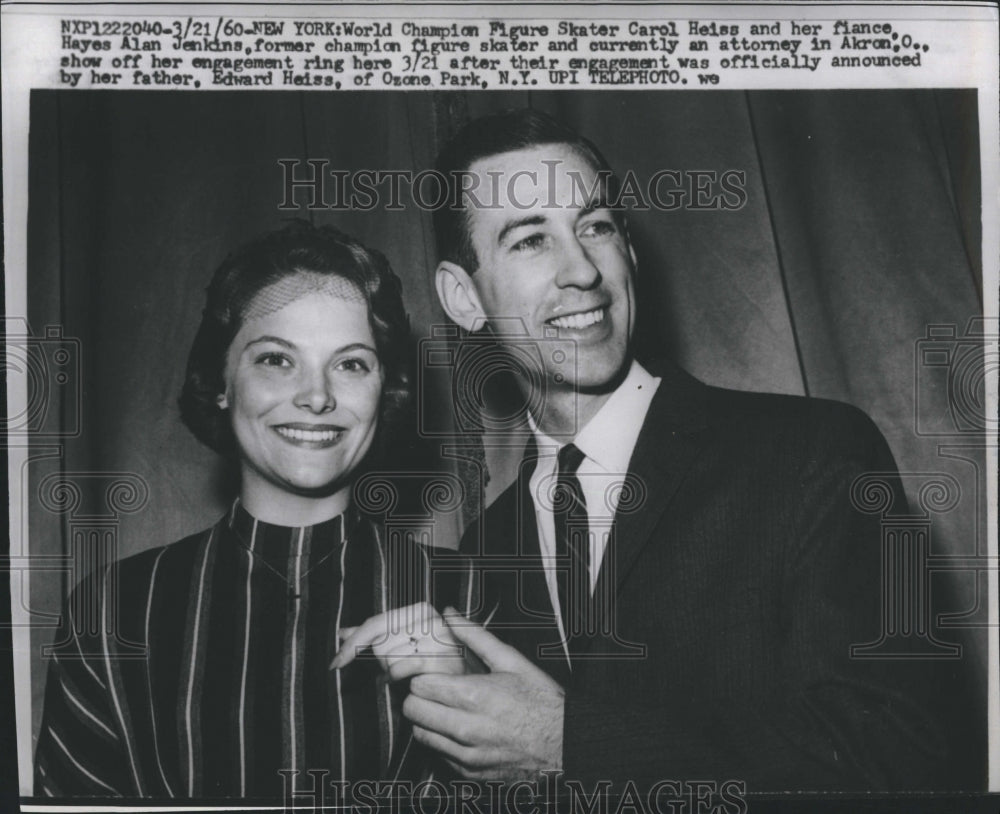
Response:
294,368,336,413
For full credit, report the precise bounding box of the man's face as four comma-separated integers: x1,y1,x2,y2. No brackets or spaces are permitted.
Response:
463,144,637,396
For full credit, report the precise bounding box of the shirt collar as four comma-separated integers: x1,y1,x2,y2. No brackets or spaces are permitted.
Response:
528,360,661,472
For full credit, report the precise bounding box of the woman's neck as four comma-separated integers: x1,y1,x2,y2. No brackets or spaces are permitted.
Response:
239,478,352,527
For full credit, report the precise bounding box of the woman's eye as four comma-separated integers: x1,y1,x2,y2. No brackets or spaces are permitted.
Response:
255,353,292,368
337,358,371,374
511,233,546,253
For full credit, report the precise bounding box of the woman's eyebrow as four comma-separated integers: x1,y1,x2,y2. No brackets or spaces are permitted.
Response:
336,342,378,355
243,337,378,355
243,335,295,352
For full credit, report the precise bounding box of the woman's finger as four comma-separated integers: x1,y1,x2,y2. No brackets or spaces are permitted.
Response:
330,602,442,669
386,644,466,681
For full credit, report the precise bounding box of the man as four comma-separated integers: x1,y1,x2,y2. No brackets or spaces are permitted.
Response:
344,109,978,794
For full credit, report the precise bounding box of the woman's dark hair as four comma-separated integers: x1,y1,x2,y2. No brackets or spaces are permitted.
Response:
179,221,412,461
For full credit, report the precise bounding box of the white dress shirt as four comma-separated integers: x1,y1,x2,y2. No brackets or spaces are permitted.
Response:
528,360,661,649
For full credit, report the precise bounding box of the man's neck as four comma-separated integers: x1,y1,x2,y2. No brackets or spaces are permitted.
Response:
527,360,635,438
533,388,614,439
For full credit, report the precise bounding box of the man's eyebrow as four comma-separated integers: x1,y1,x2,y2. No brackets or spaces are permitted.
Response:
497,214,547,247
580,193,614,217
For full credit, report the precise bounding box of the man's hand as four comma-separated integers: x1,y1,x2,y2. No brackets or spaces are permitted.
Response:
330,602,466,681
403,608,565,781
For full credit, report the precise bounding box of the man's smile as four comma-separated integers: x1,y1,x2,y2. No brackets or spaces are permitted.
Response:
546,306,607,331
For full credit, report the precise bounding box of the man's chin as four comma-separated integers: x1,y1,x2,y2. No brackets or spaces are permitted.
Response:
565,356,632,396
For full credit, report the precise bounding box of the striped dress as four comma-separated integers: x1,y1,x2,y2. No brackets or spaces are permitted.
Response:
34,500,437,799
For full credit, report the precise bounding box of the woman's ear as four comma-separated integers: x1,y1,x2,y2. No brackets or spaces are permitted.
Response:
435,261,486,332
216,393,229,409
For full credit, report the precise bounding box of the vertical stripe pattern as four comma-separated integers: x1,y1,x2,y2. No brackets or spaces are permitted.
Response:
181,529,215,795
144,548,175,797
33,500,431,799
334,535,348,784
236,518,257,796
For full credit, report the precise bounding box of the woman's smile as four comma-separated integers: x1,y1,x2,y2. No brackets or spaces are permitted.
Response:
272,423,346,446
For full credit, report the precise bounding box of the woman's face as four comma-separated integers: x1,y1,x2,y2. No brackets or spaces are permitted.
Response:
220,283,384,505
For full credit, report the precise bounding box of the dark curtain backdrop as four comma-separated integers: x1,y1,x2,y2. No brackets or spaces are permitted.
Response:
26,90,986,752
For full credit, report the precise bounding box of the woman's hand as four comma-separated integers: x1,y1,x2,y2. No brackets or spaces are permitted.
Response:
330,601,468,680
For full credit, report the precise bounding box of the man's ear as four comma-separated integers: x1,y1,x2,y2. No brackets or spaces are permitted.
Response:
622,217,638,271
435,261,486,332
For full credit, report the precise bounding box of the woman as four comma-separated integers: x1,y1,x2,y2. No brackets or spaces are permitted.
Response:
34,222,461,799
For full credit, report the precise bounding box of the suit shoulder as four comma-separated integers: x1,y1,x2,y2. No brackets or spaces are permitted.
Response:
650,361,884,444
695,385,893,467
704,385,882,437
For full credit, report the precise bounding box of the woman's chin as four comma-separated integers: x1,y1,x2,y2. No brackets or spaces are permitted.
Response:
279,476,348,499
242,467,351,503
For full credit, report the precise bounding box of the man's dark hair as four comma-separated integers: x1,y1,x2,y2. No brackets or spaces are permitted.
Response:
433,108,622,274
179,221,411,460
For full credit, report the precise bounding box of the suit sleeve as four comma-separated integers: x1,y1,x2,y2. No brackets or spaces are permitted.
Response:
386,540,466,784
34,577,132,797
562,406,978,792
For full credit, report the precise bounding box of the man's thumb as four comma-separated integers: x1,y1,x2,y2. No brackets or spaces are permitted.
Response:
442,607,526,673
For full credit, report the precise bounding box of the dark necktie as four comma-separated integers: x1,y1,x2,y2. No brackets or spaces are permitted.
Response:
554,443,589,639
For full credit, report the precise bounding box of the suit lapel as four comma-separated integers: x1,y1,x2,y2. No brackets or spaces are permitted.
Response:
485,442,570,681
585,363,711,653
512,446,556,615
485,365,712,667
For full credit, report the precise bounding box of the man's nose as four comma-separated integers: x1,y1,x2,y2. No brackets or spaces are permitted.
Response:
555,238,602,289
294,366,336,413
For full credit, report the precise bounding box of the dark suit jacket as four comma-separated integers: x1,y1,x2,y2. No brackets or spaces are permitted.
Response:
454,362,981,793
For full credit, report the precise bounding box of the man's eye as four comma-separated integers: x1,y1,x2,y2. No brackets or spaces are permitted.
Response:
511,234,546,253
580,220,617,238
337,358,371,374
255,353,292,368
